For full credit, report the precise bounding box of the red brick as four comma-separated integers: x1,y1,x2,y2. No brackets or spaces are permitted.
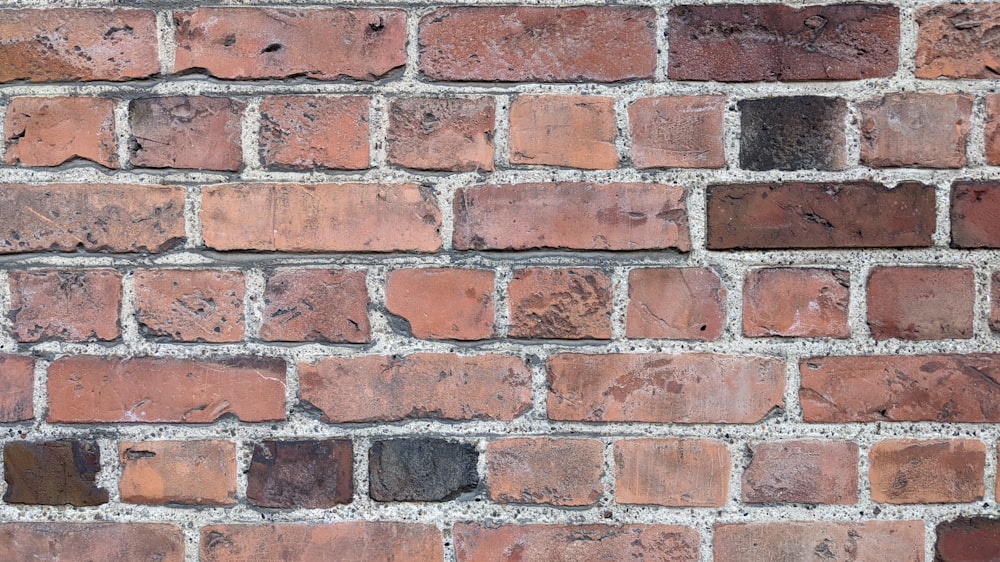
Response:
870,439,985,504
668,5,899,81
259,96,369,171
299,354,531,423
454,182,690,251
629,96,726,169
174,8,406,81
508,268,612,339
419,7,656,82
867,267,974,340
10,269,121,342
0,523,183,561
387,97,495,172
119,440,236,506
486,438,603,506
743,268,850,338
135,269,245,343
993,272,1000,333
130,96,244,171
626,268,726,340
952,181,1000,248
547,353,784,423
859,93,972,168
47,355,286,423
0,9,159,83
987,95,1000,165
714,521,923,562
260,269,370,343
916,4,1000,79
614,438,729,507
386,268,494,340
4,97,117,168
742,440,858,504
247,440,353,509
509,95,617,169
707,182,935,249
936,517,1000,562
202,183,441,253
0,355,33,422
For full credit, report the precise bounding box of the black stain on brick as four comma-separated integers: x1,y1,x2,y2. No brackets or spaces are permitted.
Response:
3,441,109,506
246,439,353,508
369,438,479,502
739,96,847,171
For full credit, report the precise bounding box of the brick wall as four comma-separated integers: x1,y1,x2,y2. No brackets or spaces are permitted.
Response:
1,2,999,561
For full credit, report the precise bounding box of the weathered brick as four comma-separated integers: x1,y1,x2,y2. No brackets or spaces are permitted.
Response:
259,96,369,171
859,93,972,169
742,440,858,504
135,269,245,343
10,269,121,342
547,353,784,423
952,181,1000,248
174,8,406,81
299,354,531,423
508,268,612,339
386,268,494,340
986,95,1000,165
935,517,1000,562
119,440,236,506
369,438,479,502
870,439,985,504
743,268,850,338
706,182,935,249
4,97,118,168
867,267,974,340
628,96,726,169
47,355,286,423
388,97,495,172
247,440,353,509
916,4,1000,79
993,273,1000,333
129,96,244,171
714,521,923,562
509,95,617,169
614,438,729,507
0,355,32,423
259,269,370,343
0,523,183,561
3,441,108,506
668,5,899,81
626,268,726,340
419,7,656,82
486,438,603,506
739,96,847,171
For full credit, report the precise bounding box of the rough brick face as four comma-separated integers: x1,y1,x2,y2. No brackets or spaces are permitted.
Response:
246,440,353,508
993,273,1000,333
859,93,973,168
4,97,118,168
916,4,1000,79
0,355,34,422
508,268,612,339
4,441,108,506
714,521,924,562
369,438,479,502
259,269,370,343
0,524,183,562
743,268,850,338
952,181,1000,248
869,439,985,504
509,95,617,169
259,96,370,171
614,438,729,507
626,267,726,340
386,268,494,340
130,96,244,171
935,517,1000,562
486,438,603,506
986,95,1000,165
742,440,858,504
867,267,974,340
10,269,122,342
135,269,245,343
629,96,726,169
739,96,847,171
119,441,236,506
387,97,495,172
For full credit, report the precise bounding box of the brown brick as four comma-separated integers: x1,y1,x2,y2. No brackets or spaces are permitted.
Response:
129,96,244,171
614,438,729,507
247,440,353,509
743,268,850,338
867,267,974,340
860,93,972,168
870,439,985,504
260,269,370,343
135,269,245,343
386,268,494,340
299,354,531,423
668,5,899,81
419,7,656,82
952,181,1000,248
119,440,236,506
629,96,726,169
936,517,1000,562
508,268,612,339
987,95,1000,165
259,96,369,171
626,268,726,340
706,182,935,249
714,521,924,562
486,438,603,506
10,269,121,342
454,182,690,251
548,353,784,423
202,183,441,253
47,355,286,423
742,440,858,504
993,273,1000,333
0,355,33,422
174,8,406,81
509,95,617,169
0,9,159,83
387,97,495,172
4,441,108,506
739,96,847,171
916,4,1000,79
0,523,183,561
4,97,117,168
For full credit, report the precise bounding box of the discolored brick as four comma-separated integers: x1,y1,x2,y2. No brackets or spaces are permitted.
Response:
260,269,370,343
486,438,603,506
386,268,494,340
3,441,108,506
859,93,972,169
509,95,617,169
259,96,370,171
508,268,612,339
714,521,924,562
247,440,353,509
916,4,1000,79
129,96,244,171
743,268,850,338
4,97,118,168
867,267,974,340
629,96,726,169
993,273,1000,333
952,181,1000,248
0,523,183,561
742,440,858,504
986,95,1000,165
388,97,495,172
135,269,245,343
614,438,729,507
739,96,847,171
10,269,121,342
870,439,985,504
935,517,1000,562
0,355,34,422
369,438,479,502
119,440,237,506
626,268,726,340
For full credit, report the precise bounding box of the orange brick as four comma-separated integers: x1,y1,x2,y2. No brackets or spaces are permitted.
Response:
870,439,985,504
509,95,618,169
742,440,858,504
386,268,494,340
486,438,604,506
508,268,612,339
130,96,244,171
4,97,118,168
859,93,972,168
743,268,850,338
626,267,726,340
916,4,1000,79
867,266,974,340
629,96,726,169
135,270,245,343
0,355,34,422
260,269,370,343
259,96,369,170
387,97,495,172
0,523,183,561
614,438,729,506
10,270,121,342
714,521,923,562
119,440,236,506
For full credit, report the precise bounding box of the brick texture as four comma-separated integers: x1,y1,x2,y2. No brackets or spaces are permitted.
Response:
714,521,924,562
130,96,244,171
626,267,726,340
0,523,183,561
0,354,34,422
859,93,973,168
867,266,974,340
614,438,729,506
916,4,1000,79
508,268,612,339
387,97,495,172
743,268,850,338
952,181,1000,248
486,438,603,506
135,269,245,343
259,96,370,171
629,96,726,169
742,440,858,504
10,269,122,342
869,439,986,504
509,95,617,169
386,268,494,340
259,269,370,343
246,440,353,508
119,440,236,506
201,523,443,561
4,97,118,168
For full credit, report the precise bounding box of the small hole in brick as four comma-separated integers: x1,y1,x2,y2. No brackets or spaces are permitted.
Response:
261,43,283,53
700,324,707,331
223,34,236,47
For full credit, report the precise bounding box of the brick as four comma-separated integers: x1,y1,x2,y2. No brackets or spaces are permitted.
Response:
993,273,1000,333
0,183,185,254
870,439,985,504
419,7,656,82
742,440,858,504
119,440,236,506
259,96,369,171
743,268,850,338
0,9,158,83
3,97,117,168
386,268,494,340
0,355,34,422
614,438,729,507
707,182,935,249
0,523,183,561
509,95,617,169
47,355,286,423
202,183,441,252
739,96,847,171
201,523,443,562
129,96,244,171
3,441,108,506
859,93,973,169
867,267,974,340
952,181,1000,248
247,440,353,509
936,517,1000,562
626,268,726,340
369,438,479,502
387,97,495,172
668,5,899,81
299,354,531,423
628,96,726,169
986,95,1000,165
260,269,370,343
10,269,121,342
135,269,245,343
454,523,699,562
486,438,603,506
547,353,784,423
454,182,690,251
714,521,923,562
508,268,612,339
174,8,406,81
916,4,1000,79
